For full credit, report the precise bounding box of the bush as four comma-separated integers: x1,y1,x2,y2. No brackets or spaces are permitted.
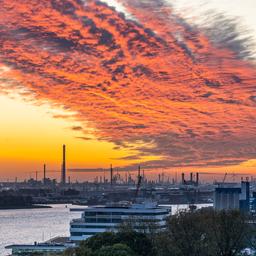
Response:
75,231,154,256
96,243,136,256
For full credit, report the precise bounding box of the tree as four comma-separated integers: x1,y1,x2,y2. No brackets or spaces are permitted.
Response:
75,246,93,256
156,208,251,256
245,215,256,253
116,231,155,256
75,231,154,256
63,248,76,256
96,243,136,256
161,208,215,256
209,210,250,256
81,232,117,252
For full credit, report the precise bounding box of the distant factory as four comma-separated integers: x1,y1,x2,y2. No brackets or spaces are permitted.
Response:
214,181,250,213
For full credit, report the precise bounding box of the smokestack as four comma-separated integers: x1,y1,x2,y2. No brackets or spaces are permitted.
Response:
190,172,193,182
43,164,46,184
110,164,113,187
138,165,141,178
181,173,185,184
196,172,199,185
61,144,66,184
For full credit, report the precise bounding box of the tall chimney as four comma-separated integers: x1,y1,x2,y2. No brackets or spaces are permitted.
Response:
43,164,46,184
110,164,113,187
61,144,66,184
196,172,199,185
181,173,185,184
190,172,193,182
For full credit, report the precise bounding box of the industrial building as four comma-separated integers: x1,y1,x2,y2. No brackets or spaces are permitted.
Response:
6,237,75,256
214,181,250,213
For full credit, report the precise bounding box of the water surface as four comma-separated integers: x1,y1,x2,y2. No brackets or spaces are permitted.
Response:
0,204,80,256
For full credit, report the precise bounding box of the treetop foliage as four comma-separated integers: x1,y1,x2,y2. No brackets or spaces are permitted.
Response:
63,208,255,256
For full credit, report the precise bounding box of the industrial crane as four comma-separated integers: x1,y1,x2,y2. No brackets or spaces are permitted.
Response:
134,166,142,202
135,175,142,201
222,173,227,183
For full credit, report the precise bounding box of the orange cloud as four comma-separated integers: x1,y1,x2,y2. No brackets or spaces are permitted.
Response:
0,0,256,168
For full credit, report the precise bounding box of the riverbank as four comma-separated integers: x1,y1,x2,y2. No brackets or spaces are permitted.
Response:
0,204,52,210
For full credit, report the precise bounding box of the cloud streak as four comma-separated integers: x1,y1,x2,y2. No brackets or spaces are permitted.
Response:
0,0,256,168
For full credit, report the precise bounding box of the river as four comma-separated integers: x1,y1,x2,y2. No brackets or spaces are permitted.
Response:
0,204,80,255
0,203,212,256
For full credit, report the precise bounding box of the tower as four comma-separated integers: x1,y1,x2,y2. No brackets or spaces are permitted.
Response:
61,144,66,184
181,173,185,184
110,164,113,187
43,164,46,184
190,172,193,182
196,172,199,186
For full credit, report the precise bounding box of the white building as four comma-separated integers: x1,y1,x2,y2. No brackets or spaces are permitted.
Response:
70,201,171,242
6,238,75,256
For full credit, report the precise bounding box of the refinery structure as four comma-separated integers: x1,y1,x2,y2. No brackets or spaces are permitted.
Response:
0,144,255,210
3,144,256,256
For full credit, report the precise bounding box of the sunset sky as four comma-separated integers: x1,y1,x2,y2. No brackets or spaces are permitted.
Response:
0,0,256,181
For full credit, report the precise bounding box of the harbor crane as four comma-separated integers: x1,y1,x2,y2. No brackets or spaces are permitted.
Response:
134,166,143,202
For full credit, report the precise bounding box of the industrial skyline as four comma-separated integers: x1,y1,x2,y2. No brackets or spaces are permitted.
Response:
1,143,252,184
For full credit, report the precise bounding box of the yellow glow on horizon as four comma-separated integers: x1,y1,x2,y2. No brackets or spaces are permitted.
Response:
240,159,256,168
0,94,256,181
0,94,159,179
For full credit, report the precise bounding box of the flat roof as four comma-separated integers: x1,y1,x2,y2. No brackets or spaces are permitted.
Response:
6,244,68,249
215,187,241,193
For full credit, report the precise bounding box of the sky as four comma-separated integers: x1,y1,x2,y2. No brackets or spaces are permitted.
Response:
0,0,256,181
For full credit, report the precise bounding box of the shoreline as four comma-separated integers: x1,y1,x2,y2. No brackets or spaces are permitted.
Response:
0,205,52,210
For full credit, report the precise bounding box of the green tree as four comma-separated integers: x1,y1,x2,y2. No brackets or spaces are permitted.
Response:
96,243,136,256
209,210,250,256
156,208,251,256
116,231,155,256
81,232,117,252
75,246,93,256
62,248,76,256
76,231,154,256
161,209,214,256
